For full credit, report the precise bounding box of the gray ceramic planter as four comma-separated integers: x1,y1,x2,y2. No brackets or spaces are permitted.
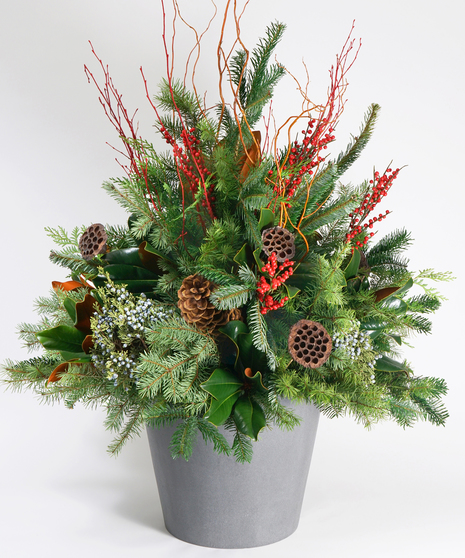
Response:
146,401,320,548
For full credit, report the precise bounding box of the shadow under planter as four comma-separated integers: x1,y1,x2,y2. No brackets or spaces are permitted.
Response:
146,401,320,549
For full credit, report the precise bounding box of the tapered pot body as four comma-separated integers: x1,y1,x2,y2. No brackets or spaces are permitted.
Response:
146,401,320,549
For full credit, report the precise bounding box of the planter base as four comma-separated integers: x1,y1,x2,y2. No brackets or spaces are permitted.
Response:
146,402,319,549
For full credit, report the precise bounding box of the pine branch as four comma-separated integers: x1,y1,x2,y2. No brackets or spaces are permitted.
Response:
336,103,380,176
197,418,232,457
209,283,254,310
247,299,277,371
169,416,198,460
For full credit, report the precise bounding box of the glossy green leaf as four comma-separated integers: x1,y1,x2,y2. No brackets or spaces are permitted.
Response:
379,297,408,314
138,241,174,274
37,325,86,354
103,247,142,266
201,367,243,401
284,284,300,300
245,370,268,395
233,244,248,266
59,352,92,362
253,247,265,271
219,321,267,374
375,277,414,304
96,264,158,281
205,391,242,425
63,298,76,323
202,368,243,426
233,395,266,440
346,277,362,292
258,208,275,231
390,335,402,346
344,249,361,280
359,318,388,339
286,262,313,290
92,263,159,294
375,355,409,374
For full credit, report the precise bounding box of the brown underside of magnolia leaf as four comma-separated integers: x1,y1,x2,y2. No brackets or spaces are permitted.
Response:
75,294,100,335
82,335,94,354
52,280,85,292
47,362,70,385
374,286,401,303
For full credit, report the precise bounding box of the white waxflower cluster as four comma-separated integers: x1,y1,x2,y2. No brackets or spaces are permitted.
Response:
90,284,172,390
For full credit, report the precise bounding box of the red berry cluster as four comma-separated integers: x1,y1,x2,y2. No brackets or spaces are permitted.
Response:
257,252,294,315
346,167,399,247
159,124,215,218
269,117,336,203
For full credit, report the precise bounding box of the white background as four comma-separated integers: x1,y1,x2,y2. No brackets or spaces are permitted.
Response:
1,1,464,556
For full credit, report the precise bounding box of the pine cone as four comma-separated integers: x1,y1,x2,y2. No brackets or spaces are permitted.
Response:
262,226,295,262
79,224,108,261
288,320,332,368
178,274,236,332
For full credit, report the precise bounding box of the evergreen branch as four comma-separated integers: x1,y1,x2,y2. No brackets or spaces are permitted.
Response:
107,404,146,456
336,103,380,176
247,299,277,371
299,195,358,233
209,283,254,310
197,419,232,457
169,416,198,460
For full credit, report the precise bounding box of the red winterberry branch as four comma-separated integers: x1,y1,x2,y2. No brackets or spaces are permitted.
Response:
346,166,401,247
257,252,294,314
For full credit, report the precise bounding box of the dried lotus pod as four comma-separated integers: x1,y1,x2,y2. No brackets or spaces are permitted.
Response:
79,224,108,261
178,274,234,332
288,319,332,368
261,226,295,262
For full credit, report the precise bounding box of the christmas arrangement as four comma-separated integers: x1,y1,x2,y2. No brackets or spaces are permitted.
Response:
1,6,451,464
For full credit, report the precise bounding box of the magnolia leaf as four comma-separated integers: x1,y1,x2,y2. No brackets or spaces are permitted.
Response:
379,296,408,314
138,241,174,274
257,207,275,231
344,249,361,280
59,351,91,362
82,334,94,354
233,243,254,268
103,247,141,266
63,298,77,323
245,370,268,395
201,367,243,401
37,325,87,354
375,355,409,374
286,261,329,291
375,277,414,303
205,391,242,426
284,283,300,300
233,395,266,440
92,264,159,294
47,358,91,385
219,321,267,374
359,318,388,339
374,286,402,303
52,280,85,292
75,294,99,334
47,362,70,385
253,247,265,271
